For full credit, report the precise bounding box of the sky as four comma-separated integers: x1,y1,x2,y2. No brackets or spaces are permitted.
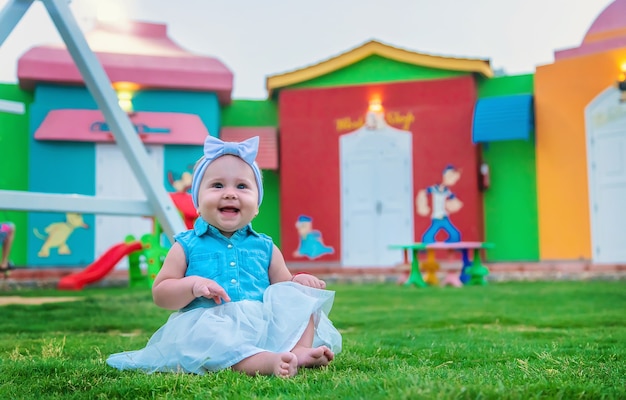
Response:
0,0,615,99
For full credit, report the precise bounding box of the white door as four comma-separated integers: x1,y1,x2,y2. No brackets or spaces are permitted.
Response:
95,143,164,269
340,126,413,267
585,87,626,264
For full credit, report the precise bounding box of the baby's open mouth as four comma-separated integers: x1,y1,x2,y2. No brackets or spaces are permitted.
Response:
220,207,240,214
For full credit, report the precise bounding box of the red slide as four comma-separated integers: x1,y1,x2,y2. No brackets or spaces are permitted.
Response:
57,241,144,290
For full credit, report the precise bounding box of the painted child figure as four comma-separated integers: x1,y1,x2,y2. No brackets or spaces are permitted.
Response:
107,136,341,377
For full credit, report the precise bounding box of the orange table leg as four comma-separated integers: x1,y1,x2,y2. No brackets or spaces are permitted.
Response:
421,249,440,286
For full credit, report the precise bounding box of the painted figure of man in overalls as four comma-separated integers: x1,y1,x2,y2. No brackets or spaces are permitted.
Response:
416,165,463,243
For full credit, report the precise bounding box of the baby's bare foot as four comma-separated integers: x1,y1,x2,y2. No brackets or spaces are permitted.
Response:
275,352,298,378
232,351,298,377
292,345,334,368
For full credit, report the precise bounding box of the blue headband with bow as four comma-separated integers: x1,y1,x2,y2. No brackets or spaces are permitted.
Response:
191,135,263,208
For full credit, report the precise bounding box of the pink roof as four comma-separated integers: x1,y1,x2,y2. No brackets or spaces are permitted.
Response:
555,0,626,61
17,21,234,104
583,0,626,43
220,127,278,170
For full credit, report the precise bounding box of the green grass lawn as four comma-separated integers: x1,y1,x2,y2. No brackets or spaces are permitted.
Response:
0,280,624,399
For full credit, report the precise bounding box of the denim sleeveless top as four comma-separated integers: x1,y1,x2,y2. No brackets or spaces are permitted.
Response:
175,218,274,311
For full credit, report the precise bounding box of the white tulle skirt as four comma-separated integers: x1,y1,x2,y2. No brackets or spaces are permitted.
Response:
106,281,342,374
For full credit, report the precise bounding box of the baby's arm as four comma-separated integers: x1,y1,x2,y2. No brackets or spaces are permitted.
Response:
152,243,231,310
268,244,326,289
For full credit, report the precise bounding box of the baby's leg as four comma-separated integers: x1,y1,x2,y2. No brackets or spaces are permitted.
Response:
291,316,335,368
232,351,297,378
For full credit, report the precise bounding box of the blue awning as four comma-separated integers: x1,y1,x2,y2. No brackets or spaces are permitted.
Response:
472,94,534,143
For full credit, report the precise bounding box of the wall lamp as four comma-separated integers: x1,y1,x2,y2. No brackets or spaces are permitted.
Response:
368,98,383,113
618,64,626,103
113,81,139,114
366,97,385,129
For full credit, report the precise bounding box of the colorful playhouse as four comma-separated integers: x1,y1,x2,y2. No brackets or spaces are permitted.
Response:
1,0,625,276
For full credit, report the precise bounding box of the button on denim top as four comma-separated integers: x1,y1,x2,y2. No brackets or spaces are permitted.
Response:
175,218,273,311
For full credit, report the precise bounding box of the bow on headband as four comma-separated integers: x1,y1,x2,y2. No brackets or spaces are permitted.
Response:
191,136,264,208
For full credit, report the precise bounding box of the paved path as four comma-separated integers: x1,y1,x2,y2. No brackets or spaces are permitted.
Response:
1,261,624,289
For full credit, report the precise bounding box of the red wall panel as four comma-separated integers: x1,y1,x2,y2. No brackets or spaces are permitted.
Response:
279,76,483,263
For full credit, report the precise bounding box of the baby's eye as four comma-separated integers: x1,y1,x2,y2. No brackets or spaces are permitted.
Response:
237,183,247,189
212,182,223,188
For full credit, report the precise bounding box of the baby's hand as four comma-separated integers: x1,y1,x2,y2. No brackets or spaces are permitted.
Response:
292,273,326,289
191,279,231,304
